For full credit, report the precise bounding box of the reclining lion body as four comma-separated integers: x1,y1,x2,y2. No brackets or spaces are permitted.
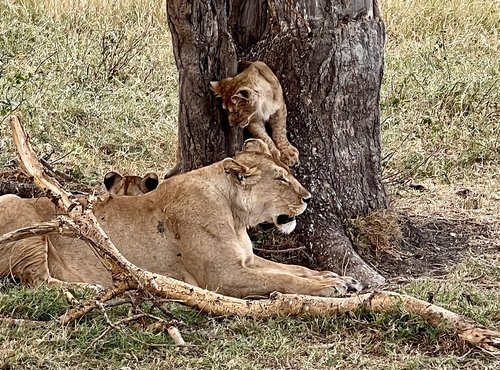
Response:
0,140,360,297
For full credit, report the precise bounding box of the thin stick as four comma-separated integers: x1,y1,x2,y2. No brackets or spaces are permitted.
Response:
0,315,47,328
0,220,73,245
253,246,306,253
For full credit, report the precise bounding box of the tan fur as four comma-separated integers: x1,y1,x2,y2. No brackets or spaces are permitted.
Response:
211,61,299,167
0,140,360,297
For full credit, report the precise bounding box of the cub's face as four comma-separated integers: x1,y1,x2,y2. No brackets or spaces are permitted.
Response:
103,172,159,196
210,80,259,128
223,139,311,233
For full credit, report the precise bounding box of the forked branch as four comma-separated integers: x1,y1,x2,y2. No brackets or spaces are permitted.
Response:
7,115,500,353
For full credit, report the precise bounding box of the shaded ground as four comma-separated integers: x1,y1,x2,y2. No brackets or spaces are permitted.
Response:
0,170,44,198
366,215,498,279
0,168,92,198
251,212,499,284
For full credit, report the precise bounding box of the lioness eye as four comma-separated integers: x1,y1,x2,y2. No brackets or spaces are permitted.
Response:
277,176,289,184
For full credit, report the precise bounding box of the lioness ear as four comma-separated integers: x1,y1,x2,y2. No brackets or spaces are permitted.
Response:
242,139,271,155
222,158,261,186
141,172,159,192
103,171,122,191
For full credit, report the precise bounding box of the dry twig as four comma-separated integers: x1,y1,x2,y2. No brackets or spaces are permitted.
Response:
0,315,48,328
0,220,73,245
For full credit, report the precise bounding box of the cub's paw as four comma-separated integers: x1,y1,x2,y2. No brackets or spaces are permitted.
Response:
279,145,299,166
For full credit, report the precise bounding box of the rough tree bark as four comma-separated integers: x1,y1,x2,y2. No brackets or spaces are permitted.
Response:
166,1,387,285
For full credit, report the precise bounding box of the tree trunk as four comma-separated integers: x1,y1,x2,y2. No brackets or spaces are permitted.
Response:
166,0,387,285
165,0,242,176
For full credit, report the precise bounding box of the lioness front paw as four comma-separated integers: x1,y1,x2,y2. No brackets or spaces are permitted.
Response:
326,276,363,296
279,145,299,166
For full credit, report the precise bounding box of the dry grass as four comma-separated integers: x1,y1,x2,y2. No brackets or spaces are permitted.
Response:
0,0,177,186
0,0,499,369
348,210,403,258
381,0,499,190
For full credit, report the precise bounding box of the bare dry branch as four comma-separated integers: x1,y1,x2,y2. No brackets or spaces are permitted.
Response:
59,282,133,325
0,220,73,245
0,315,48,328
8,114,500,353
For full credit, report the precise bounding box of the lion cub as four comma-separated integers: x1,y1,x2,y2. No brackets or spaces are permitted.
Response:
211,61,299,166
103,171,159,196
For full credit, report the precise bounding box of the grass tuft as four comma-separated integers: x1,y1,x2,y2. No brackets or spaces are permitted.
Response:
0,0,178,186
347,210,403,258
381,0,499,187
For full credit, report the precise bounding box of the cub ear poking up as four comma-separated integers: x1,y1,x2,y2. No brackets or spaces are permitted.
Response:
210,80,223,97
230,87,256,104
141,172,159,193
103,171,123,192
222,158,261,186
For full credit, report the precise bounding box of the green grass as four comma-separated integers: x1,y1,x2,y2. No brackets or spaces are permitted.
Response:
1,269,498,370
1,0,499,369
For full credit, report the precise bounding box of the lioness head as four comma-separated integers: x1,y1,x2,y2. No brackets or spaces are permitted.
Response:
210,77,260,128
103,171,159,196
223,139,311,234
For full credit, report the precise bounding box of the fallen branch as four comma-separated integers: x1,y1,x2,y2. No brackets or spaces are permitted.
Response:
59,282,133,325
8,115,500,352
0,220,73,245
0,315,48,328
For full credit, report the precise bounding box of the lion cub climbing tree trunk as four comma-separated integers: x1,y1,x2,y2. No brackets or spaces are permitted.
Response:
166,0,387,285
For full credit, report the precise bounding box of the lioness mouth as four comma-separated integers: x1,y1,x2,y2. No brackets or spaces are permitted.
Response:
277,214,296,225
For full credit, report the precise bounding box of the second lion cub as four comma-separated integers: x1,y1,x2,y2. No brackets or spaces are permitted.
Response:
211,61,299,166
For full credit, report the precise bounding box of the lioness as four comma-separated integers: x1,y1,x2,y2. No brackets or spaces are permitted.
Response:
0,140,360,297
0,170,158,285
211,61,299,167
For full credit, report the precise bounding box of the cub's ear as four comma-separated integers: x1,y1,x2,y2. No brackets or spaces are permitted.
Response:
210,80,226,97
103,171,122,191
222,158,261,186
242,139,271,155
231,87,256,104
210,81,220,96
141,172,159,192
